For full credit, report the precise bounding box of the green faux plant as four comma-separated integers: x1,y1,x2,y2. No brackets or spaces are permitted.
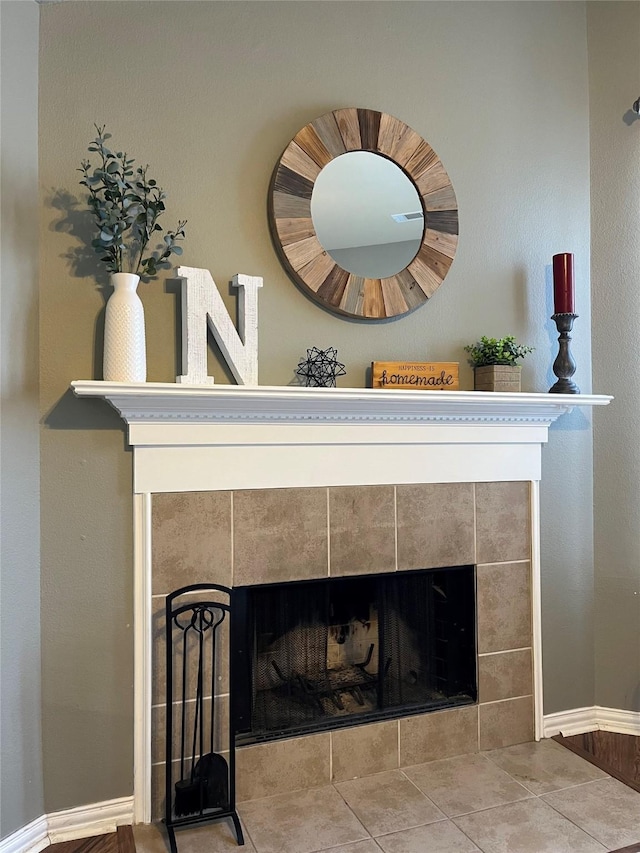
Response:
464,336,534,367
79,124,186,277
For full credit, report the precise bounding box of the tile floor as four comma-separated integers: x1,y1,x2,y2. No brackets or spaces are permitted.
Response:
133,739,640,853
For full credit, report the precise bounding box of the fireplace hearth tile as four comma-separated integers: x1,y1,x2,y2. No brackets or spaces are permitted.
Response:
396,483,475,570
453,797,607,853
233,488,328,586
475,482,531,565
476,562,531,654
375,819,482,852
335,770,445,837
236,733,330,802
399,705,478,766
483,738,609,795
329,485,395,576
541,777,640,850
478,649,533,703
331,720,399,781
152,491,232,594
402,752,533,817
479,696,534,751
240,785,368,853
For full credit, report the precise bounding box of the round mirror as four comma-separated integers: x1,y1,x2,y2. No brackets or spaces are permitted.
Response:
269,108,458,320
310,151,424,279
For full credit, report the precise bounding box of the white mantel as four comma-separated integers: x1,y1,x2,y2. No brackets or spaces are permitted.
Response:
70,380,611,823
71,381,611,494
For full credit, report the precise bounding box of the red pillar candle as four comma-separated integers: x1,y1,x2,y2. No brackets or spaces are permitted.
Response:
552,253,575,314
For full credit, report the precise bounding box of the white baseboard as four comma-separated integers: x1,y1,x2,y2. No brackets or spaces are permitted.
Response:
0,796,134,853
543,705,640,738
47,795,134,844
0,817,48,853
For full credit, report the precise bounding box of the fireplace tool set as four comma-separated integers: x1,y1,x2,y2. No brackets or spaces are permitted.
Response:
164,583,244,850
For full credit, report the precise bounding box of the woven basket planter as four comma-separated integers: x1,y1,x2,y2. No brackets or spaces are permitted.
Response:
473,365,521,392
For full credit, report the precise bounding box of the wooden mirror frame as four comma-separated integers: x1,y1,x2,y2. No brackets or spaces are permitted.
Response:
268,108,459,320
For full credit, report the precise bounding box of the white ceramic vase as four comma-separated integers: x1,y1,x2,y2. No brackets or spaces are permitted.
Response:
103,272,147,382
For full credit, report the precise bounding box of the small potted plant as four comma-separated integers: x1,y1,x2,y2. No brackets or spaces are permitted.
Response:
79,124,186,382
464,336,534,392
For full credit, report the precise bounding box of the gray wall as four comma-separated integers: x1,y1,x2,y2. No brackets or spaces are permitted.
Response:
38,1,594,810
0,0,44,839
589,2,640,712
329,240,422,280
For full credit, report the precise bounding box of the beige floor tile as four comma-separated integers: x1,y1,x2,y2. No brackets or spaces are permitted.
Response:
542,777,640,850
335,770,445,837
376,820,481,852
402,752,533,816
484,737,609,794
454,798,607,853
133,819,254,853
239,785,367,853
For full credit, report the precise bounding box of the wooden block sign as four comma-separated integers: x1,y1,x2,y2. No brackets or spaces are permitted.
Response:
372,361,459,390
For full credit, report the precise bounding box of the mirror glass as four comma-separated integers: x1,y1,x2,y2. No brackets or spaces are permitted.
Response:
310,151,424,279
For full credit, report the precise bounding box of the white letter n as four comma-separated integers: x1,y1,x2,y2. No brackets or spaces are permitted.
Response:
176,266,263,386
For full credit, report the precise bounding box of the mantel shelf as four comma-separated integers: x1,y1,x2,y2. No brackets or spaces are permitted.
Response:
71,380,612,430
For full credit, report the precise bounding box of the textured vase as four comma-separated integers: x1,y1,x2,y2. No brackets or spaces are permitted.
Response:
103,273,147,382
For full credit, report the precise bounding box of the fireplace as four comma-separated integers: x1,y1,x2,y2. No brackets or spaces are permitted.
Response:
149,480,534,812
232,567,477,744
70,380,611,821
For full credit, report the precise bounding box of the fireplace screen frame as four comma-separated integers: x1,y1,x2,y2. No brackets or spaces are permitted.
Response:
231,565,477,745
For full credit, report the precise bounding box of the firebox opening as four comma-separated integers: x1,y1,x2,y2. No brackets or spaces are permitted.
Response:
232,566,476,745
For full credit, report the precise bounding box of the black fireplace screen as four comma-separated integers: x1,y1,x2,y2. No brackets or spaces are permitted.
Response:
232,566,476,744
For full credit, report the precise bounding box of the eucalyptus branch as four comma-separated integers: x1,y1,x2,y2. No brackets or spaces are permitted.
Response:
78,124,186,277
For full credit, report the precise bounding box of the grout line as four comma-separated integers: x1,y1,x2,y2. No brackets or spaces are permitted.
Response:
370,817,449,841
330,782,375,843
478,647,531,657
326,487,331,577
539,784,614,848
449,816,484,850
230,491,234,586
329,730,333,783
540,778,613,796
397,719,401,769
394,485,398,571
478,694,533,707
472,481,477,565
475,558,531,568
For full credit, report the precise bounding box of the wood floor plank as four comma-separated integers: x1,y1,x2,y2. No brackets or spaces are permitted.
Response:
48,828,134,853
116,826,136,853
553,731,640,793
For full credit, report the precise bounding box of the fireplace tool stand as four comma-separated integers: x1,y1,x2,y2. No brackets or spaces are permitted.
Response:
164,583,244,851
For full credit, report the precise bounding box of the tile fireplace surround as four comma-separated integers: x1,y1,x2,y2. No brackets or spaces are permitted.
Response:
71,382,611,824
